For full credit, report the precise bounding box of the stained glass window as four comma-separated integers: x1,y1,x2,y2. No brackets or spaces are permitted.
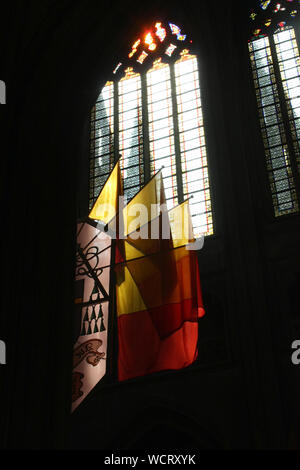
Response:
274,27,300,169
89,21,214,237
175,51,212,235
119,68,144,200
248,2,300,216
147,59,177,207
90,82,114,204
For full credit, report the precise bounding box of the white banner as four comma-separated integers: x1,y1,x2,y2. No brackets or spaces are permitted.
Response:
72,222,111,412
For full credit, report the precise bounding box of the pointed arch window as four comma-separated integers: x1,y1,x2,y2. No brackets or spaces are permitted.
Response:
248,1,300,216
89,21,214,237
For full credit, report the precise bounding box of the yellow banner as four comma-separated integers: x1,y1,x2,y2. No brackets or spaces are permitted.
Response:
89,161,123,224
123,171,166,236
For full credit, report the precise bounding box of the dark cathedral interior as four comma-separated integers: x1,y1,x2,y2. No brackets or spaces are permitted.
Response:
1,0,300,451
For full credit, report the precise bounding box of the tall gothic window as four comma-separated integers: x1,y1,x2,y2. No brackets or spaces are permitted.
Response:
248,1,300,216
89,21,214,237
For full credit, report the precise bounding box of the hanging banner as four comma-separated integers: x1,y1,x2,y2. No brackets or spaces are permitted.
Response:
72,221,111,412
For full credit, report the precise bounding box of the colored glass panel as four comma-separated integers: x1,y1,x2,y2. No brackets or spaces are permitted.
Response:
129,39,141,58
260,0,271,10
113,63,122,74
144,32,156,51
169,23,186,41
137,51,148,64
169,23,181,35
273,3,285,13
155,22,166,42
165,44,177,57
